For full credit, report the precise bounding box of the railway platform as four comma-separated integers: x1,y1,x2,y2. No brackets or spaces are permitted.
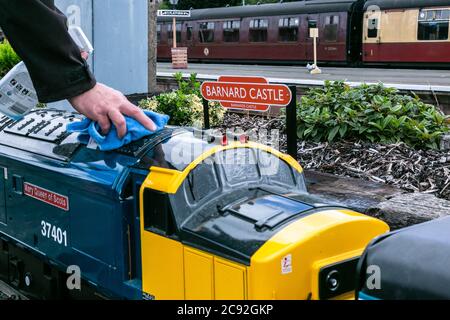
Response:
158,62,450,91
157,63,450,113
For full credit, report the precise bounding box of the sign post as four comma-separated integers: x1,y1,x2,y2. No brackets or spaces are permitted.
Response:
201,76,298,160
157,6,191,69
286,86,297,160
172,16,177,49
309,27,322,75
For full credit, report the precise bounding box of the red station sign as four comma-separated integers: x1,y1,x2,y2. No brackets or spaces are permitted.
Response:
201,76,292,112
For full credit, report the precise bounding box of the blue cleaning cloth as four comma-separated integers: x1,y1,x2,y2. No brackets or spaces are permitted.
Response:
66,110,170,151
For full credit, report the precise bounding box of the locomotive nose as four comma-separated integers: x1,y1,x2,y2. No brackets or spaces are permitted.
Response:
247,208,389,300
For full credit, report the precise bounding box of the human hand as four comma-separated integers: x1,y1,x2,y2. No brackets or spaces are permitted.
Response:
69,83,156,138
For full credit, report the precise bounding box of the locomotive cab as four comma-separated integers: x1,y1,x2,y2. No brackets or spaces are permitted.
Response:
137,129,389,300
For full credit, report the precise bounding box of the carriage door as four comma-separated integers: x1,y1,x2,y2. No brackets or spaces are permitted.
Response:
185,23,194,48
305,16,319,63
363,10,381,62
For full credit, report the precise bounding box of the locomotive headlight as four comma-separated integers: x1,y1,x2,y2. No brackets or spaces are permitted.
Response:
326,270,341,292
319,258,359,299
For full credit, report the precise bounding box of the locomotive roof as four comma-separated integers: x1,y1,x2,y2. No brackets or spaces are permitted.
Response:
158,0,359,22
364,0,450,10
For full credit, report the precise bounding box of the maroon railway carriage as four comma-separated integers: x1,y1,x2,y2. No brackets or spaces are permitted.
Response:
157,0,365,65
362,0,450,67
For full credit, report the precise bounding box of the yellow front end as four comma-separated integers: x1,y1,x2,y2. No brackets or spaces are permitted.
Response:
138,138,389,300
140,207,388,300
247,209,389,300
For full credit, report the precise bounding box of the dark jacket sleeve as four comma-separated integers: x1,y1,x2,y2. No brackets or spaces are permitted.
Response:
0,0,96,103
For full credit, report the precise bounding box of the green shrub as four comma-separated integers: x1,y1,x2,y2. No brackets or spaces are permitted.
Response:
139,91,225,128
0,41,21,77
297,81,449,149
174,72,201,97
139,73,225,128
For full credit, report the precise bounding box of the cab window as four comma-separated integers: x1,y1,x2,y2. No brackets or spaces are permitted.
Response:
187,161,220,203
143,189,176,236
220,148,260,185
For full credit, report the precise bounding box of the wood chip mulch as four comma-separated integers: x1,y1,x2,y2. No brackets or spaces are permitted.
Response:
218,113,450,201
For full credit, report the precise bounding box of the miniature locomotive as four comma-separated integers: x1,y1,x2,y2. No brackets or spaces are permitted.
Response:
0,109,388,300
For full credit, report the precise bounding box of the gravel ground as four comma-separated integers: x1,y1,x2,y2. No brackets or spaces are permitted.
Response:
219,113,450,201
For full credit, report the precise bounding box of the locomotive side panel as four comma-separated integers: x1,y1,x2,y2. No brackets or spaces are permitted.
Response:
0,156,72,258
0,155,131,298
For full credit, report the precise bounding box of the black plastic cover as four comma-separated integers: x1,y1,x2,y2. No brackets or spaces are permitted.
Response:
357,217,450,300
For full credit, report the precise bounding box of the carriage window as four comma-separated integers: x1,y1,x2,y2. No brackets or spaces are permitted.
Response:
168,23,182,44
278,17,299,42
367,18,379,38
418,9,449,41
199,22,215,43
157,24,162,43
186,25,193,41
249,19,269,42
223,20,240,42
324,15,339,42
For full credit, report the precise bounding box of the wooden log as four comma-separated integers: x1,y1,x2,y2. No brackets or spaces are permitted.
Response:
305,170,450,230
305,170,403,214
367,193,450,230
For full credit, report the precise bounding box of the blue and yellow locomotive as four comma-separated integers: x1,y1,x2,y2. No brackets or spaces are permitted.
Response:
0,110,389,300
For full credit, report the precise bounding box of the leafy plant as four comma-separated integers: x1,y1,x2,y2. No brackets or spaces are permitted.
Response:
297,81,449,149
140,73,225,128
174,72,201,97
0,41,21,77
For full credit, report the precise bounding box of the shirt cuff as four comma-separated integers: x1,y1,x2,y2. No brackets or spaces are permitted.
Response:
36,62,97,103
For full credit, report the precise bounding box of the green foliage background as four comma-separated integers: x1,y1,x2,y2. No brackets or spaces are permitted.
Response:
297,81,449,149
0,41,21,77
139,73,225,128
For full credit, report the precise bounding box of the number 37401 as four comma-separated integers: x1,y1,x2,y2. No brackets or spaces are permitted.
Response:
41,221,68,247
